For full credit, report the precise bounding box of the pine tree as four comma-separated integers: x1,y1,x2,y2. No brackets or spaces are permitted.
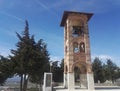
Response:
92,57,105,83
0,55,13,85
105,59,118,83
10,20,49,91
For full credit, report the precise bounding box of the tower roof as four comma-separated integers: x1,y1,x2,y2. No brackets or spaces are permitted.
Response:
60,11,93,27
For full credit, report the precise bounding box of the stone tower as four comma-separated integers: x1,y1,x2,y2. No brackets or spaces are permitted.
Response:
60,11,94,90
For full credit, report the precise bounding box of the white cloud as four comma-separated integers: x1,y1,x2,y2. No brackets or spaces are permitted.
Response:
92,54,120,65
0,11,24,22
50,0,71,9
92,54,112,61
50,55,62,62
35,0,49,10
67,0,120,14
34,0,120,16
34,0,60,17
0,46,11,57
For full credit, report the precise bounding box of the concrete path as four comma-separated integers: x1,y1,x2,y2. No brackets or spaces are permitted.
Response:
54,86,120,91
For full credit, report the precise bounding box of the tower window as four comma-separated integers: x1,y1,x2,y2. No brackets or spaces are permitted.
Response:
80,42,85,52
72,26,84,37
73,42,79,53
65,46,68,53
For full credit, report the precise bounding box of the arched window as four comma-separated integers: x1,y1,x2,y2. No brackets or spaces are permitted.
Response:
72,26,84,37
65,46,67,53
65,65,68,73
65,25,67,38
80,42,85,52
73,42,79,53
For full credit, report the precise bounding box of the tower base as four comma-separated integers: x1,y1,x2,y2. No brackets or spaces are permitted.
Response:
87,73,94,90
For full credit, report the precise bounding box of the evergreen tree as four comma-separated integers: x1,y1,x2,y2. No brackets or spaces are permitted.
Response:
10,20,49,91
104,59,118,83
60,59,64,71
29,39,50,88
51,60,64,82
92,57,105,83
92,57,120,83
0,55,13,85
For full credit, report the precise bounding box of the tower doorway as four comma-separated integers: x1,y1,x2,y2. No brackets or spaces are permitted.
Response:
73,62,87,89
74,66,81,87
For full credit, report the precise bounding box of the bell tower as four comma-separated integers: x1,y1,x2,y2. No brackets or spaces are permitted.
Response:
60,11,94,90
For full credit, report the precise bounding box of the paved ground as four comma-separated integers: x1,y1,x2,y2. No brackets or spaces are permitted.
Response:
54,86,120,91
94,86,120,90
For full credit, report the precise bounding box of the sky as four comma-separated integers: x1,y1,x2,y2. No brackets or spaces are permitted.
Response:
0,0,120,65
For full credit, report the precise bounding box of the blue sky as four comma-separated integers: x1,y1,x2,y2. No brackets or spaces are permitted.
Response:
0,0,120,65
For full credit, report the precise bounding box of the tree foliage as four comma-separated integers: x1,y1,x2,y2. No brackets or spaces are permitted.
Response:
92,57,105,83
92,57,120,83
51,59,64,82
0,55,13,85
29,39,50,85
104,59,118,83
10,20,50,91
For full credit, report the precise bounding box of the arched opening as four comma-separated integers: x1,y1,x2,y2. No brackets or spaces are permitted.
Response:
73,62,87,89
74,66,81,86
65,46,67,54
72,26,84,37
73,42,79,53
64,65,68,73
80,42,85,52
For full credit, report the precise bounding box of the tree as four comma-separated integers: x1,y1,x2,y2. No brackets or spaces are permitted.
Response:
114,67,120,80
29,39,50,89
104,59,118,83
92,57,120,84
52,61,59,82
92,57,105,83
51,59,64,82
0,55,13,85
10,21,49,91
60,59,64,71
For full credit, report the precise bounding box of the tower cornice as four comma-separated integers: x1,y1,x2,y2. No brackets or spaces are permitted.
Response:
60,11,93,27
